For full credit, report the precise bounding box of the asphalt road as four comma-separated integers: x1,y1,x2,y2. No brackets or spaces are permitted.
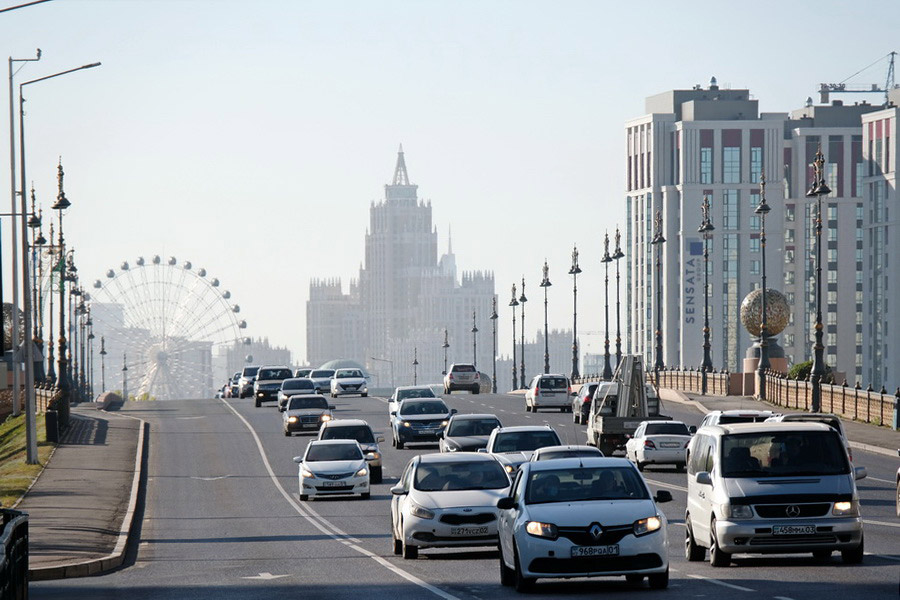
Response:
31,392,900,599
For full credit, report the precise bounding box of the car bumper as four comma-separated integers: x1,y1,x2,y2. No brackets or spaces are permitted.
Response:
530,395,569,407
300,474,369,497
516,530,668,579
284,420,327,433
715,517,863,554
404,514,499,548
256,390,278,401
332,386,367,396
635,448,686,464
397,428,444,443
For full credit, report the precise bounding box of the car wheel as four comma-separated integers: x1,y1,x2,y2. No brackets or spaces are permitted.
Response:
572,411,579,424
841,534,864,564
625,574,644,585
361,492,370,500
709,518,731,567
283,429,290,437
472,387,480,395
896,481,900,517
513,542,534,592
254,398,261,408
371,466,383,484
402,539,418,560
392,523,402,555
499,544,515,586
396,438,405,450
299,494,308,501
362,393,368,397
647,567,669,590
684,515,705,561
636,461,645,472
813,549,832,559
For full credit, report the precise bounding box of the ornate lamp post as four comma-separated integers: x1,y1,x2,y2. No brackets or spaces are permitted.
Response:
698,196,715,395
509,283,518,390
518,278,527,389
601,234,613,380
441,328,449,375
471,310,478,367
755,172,772,400
412,347,418,386
807,147,830,412
650,210,666,380
539,260,551,374
46,222,55,383
99,335,106,393
122,353,128,401
613,227,625,369
568,246,582,380
87,309,94,398
52,161,71,401
489,297,498,393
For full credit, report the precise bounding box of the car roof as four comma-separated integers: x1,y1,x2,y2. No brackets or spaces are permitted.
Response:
448,363,475,367
283,377,314,383
708,409,773,416
495,425,556,433
418,452,499,464
535,445,599,453
286,394,328,400
707,421,833,435
321,418,370,427
308,439,359,446
526,456,633,471
394,385,435,391
535,373,568,378
450,413,499,420
642,420,686,425
259,365,292,370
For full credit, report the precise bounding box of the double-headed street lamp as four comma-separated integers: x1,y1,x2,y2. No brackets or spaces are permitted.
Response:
601,233,613,380
509,283,518,390
489,297,498,393
807,147,830,413
518,278,527,389
755,172,772,401
698,196,715,395
613,227,625,369
471,310,478,367
539,260,551,374
650,211,666,380
568,246,581,380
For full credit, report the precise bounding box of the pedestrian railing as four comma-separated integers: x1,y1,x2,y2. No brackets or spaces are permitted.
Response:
575,366,731,397
0,509,28,600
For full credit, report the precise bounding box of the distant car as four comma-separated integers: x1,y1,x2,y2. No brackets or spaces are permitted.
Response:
624,420,692,471
440,414,502,453
571,382,598,424
282,394,334,436
254,366,293,407
309,369,336,394
388,385,437,417
444,363,480,394
765,413,852,462
294,440,372,501
524,374,571,412
530,445,604,461
278,378,317,411
698,410,774,428
238,365,260,398
294,368,312,378
318,419,385,483
228,372,240,397
482,425,562,474
330,368,368,398
391,398,456,449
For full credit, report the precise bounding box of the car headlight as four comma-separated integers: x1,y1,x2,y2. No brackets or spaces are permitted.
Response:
724,504,754,519
410,503,435,520
525,521,558,539
504,464,515,474
633,515,663,536
287,416,298,423
833,500,859,516
440,420,449,427
355,467,368,477
258,392,265,397
401,421,411,428
300,467,315,478
321,414,332,422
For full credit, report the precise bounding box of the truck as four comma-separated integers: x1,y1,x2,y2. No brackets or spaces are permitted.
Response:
585,355,669,456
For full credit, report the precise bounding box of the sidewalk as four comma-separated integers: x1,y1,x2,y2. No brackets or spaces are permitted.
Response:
15,402,145,579
662,389,900,456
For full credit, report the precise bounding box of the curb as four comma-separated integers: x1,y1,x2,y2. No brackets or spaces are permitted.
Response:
847,440,897,459
28,417,147,580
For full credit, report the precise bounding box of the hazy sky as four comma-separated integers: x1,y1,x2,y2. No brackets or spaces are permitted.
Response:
3,0,898,365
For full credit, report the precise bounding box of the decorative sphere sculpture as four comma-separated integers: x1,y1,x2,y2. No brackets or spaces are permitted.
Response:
740,288,790,337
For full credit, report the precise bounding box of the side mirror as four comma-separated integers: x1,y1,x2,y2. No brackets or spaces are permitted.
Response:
329,405,336,410
390,485,406,496
688,425,697,434
279,406,285,412
477,448,487,453
451,408,458,414
390,411,397,417
854,466,867,480
437,431,444,439
376,436,385,443
654,490,673,504
695,471,712,486
496,497,517,510
364,452,377,461
292,456,303,463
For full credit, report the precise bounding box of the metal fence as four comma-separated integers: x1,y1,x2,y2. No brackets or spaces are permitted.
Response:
0,509,28,600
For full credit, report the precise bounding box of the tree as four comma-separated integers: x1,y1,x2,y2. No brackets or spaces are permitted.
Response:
787,359,834,383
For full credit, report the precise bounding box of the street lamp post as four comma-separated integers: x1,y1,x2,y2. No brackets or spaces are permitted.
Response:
87,310,94,399
650,211,666,382
369,356,395,390
471,310,478,367
613,227,625,369
601,234,613,380
807,147,830,413
46,221,55,382
412,348,418,386
756,172,772,400
441,328,449,375
568,246,582,380
698,196,715,395
99,336,106,393
509,283,518,390
518,278,527,389
539,260,551,374
489,297,498,393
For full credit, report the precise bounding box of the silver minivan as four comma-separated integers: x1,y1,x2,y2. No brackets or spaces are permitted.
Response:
684,422,866,566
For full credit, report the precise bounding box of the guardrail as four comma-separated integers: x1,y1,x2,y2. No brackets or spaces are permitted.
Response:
0,509,29,600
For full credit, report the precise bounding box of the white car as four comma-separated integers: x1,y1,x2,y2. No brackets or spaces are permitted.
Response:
443,363,480,394
698,409,774,427
497,457,672,592
390,452,511,559
624,420,693,471
387,385,437,419
482,426,562,474
524,374,571,412
294,440,372,501
330,368,369,398
530,445,603,462
308,369,336,394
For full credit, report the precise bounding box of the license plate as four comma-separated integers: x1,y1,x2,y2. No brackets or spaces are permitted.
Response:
571,544,619,557
416,429,436,435
772,525,816,535
450,526,489,536
661,442,682,448
321,480,345,487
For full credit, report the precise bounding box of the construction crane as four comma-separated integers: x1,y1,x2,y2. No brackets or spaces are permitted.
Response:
818,51,898,105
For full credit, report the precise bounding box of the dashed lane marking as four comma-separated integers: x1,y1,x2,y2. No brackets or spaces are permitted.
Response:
863,519,900,528
643,477,688,492
685,573,754,592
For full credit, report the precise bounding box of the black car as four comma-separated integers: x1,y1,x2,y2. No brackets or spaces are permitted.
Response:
391,398,456,449
439,413,502,453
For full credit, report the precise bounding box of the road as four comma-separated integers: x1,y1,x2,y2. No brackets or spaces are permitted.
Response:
31,392,900,599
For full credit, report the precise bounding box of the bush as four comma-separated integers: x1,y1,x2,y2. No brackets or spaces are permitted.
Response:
787,360,834,383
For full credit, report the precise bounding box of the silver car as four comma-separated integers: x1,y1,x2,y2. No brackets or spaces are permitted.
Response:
309,369,336,394
443,363,480,394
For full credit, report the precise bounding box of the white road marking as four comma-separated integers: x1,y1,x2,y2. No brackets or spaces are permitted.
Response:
863,519,900,528
176,416,205,420
242,572,290,580
190,475,231,481
865,552,900,562
643,477,688,492
774,596,797,600
220,398,460,600
866,476,895,484
685,573,754,592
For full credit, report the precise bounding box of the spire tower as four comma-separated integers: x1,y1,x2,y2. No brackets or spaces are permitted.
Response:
392,143,410,186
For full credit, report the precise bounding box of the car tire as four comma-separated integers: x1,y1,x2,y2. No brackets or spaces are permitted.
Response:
371,466,383,484
709,518,731,567
396,438,405,450
499,545,515,587
361,492,371,500
813,549,832,559
255,398,261,408
895,481,899,517
472,387,480,395
572,411,579,424
283,429,290,437
625,574,644,585
636,461,645,472
392,524,402,555
362,393,368,397
841,534,864,564
648,567,669,590
402,539,418,560
684,516,705,561
513,542,534,592
299,494,308,501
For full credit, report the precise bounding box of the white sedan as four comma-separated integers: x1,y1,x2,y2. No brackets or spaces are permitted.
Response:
330,368,369,398
497,457,672,592
390,452,511,559
624,420,693,471
294,440,372,501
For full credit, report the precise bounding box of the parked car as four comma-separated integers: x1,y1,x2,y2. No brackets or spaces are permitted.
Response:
309,369,336,394
278,378,317,411
282,394,334,436
684,422,866,566
439,414,502,453
294,368,312,378
766,412,852,462
482,426,562,474
294,440,372,501
254,366,293,407
530,445,603,461
390,397,456,449
390,452,511,559
443,363,480,394
318,419,385,483
388,385,437,418
497,457,672,591
698,409,774,428
624,420,693,471
524,374,571,412
330,368,368,398
238,365,260,398
571,382,598,424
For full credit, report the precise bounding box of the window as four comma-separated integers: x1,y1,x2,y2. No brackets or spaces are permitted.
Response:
750,238,760,252
723,190,739,229
750,146,763,184
700,147,713,184
785,205,795,222
785,271,795,284
750,260,760,275
750,215,761,230
723,146,741,183
785,229,795,243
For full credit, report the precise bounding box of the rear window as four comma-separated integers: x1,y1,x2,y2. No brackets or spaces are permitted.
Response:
493,430,561,452
306,444,362,462
242,367,259,377
721,431,850,477
310,370,335,378
645,423,690,435
289,396,328,410
718,414,767,425
283,379,314,390
539,377,568,390
321,425,375,444
259,368,291,380
396,388,436,400
536,448,602,461
448,418,501,436
451,364,476,373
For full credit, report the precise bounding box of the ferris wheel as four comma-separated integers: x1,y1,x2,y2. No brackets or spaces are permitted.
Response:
89,255,250,401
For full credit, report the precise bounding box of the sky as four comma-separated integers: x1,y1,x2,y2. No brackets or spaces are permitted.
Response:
2,0,899,365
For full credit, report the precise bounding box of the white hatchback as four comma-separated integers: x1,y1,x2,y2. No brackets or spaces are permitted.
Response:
295,440,372,501
624,420,693,471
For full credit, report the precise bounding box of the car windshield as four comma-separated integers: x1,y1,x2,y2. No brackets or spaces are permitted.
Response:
396,388,436,401
493,430,561,452
311,370,335,378
451,364,476,373
539,377,568,389
526,467,648,504
306,444,362,462
242,367,259,377
336,370,363,378
259,368,291,380
721,431,850,477
645,423,690,435
718,414,768,425
295,369,311,377
283,379,314,390
448,418,501,437
536,449,602,461
399,400,449,416
289,396,328,410
414,460,509,491
321,425,376,444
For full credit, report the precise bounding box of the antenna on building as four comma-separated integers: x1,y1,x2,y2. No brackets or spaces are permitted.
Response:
392,143,410,185
448,225,453,255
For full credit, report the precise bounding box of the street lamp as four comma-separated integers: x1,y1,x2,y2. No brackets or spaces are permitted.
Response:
489,297,498,393
650,210,666,380
99,336,106,393
509,283,519,390
45,221,55,383
601,233,613,380
370,356,395,390
87,309,94,399
568,246,582,380
441,328,449,376
755,172,772,400
412,347,418,386
613,227,625,369
698,196,715,395
518,278,527,389
471,310,478,367
806,146,830,412
539,260,551,374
